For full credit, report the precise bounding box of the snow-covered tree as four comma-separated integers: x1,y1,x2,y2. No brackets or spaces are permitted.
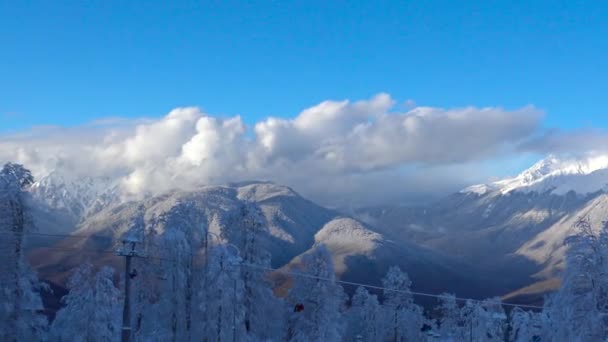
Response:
139,200,206,342
436,293,465,341
0,163,47,341
509,307,542,342
200,244,246,342
93,266,122,341
51,263,121,342
130,228,165,341
464,297,506,342
0,163,33,189
223,202,284,341
286,245,345,342
153,229,193,342
541,218,608,341
346,286,383,342
381,266,425,341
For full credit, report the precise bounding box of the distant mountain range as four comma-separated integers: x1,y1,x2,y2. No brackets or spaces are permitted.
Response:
353,154,608,301
22,154,608,303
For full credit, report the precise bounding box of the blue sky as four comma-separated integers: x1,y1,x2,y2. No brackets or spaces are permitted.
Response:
2,0,607,132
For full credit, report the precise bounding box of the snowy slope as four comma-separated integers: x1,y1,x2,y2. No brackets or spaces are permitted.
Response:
31,182,339,282
355,191,600,295
281,217,498,298
516,193,608,277
30,154,608,299
28,181,497,298
235,181,337,265
311,217,383,274
68,183,328,264
354,155,608,298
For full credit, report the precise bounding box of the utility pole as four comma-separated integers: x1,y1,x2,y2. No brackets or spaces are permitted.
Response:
117,239,140,342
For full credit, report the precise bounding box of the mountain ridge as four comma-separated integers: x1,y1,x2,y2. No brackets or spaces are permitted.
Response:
354,154,608,301
22,153,608,301
27,180,498,298
463,154,608,196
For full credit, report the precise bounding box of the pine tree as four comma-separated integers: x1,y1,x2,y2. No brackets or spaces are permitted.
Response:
286,245,345,342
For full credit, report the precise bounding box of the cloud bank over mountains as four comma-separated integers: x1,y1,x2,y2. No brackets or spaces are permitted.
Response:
2,93,603,206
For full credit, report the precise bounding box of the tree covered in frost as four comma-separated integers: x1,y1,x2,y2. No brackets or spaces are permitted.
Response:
541,218,608,341
381,266,425,341
0,163,47,341
142,199,206,342
51,263,121,342
125,215,168,342
464,297,506,342
222,202,284,341
286,245,345,342
152,230,192,341
509,307,542,342
346,286,383,342
200,244,246,342
436,293,466,341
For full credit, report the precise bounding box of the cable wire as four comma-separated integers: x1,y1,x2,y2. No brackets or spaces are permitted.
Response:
1,231,545,310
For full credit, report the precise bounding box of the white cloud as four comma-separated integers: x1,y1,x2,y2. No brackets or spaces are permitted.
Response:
519,128,608,156
0,93,545,206
404,99,416,109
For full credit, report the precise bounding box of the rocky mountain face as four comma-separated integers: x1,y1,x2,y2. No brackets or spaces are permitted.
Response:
26,171,120,235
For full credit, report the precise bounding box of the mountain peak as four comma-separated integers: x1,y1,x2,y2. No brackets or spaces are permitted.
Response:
518,154,608,181
463,154,608,196
236,181,300,202
29,170,120,220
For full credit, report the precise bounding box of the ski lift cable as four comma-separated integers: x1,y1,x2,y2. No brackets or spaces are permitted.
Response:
2,232,544,310
0,230,104,239
0,231,178,261
0,245,117,255
235,262,544,310
137,240,546,310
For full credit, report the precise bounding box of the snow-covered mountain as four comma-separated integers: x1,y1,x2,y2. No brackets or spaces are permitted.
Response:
68,182,336,266
280,217,489,298
28,154,608,300
28,180,499,298
463,154,608,196
354,154,608,300
26,171,120,234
